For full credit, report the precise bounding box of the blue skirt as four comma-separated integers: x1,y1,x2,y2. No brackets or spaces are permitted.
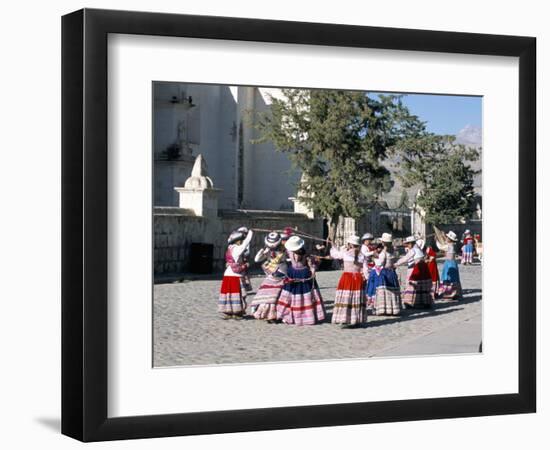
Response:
366,268,400,298
441,259,461,284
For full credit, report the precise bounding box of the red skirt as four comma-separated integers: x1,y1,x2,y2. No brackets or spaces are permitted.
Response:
332,272,366,325
218,276,246,314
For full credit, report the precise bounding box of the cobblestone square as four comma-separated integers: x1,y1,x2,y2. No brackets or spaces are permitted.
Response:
153,262,481,367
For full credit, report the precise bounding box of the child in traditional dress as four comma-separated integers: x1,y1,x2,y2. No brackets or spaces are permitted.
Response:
329,235,367,328
218,229,254,319
402,252,433,309
367,233,402,316
439,231,462,300
276,236,326,325
249,232,288,323
461,229,475,265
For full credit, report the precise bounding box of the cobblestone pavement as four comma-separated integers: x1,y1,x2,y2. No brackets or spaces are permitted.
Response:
153,262,482,367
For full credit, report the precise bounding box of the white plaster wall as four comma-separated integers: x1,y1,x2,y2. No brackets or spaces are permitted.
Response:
154,83,300,210
247,87,301,211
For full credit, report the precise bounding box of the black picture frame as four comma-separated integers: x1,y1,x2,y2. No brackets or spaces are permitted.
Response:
61,8,536,442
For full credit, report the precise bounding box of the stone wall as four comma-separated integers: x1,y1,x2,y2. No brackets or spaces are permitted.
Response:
154,207,323,277
154,208,209,275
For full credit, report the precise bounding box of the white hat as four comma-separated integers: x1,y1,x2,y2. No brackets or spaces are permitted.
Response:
403,235,416,244
416,238,426,250
464,229,471,235
347,235,361,246
380,233,393,243
374,257,384,267
284,235,305,252
446,231,458,242
361,233,374,241
237,226,249,234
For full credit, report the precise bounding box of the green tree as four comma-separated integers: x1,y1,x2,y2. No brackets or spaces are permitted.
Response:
252,89,422,241
392,134,480,224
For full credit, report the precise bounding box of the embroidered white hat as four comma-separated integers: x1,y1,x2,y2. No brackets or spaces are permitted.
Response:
264,232,281,249
227,231,245,244
347,235,361,246
284,235,305,252
416,238,426,250
380,233,393,243
446,231,458,242
361,233,374,241
403,235,416,244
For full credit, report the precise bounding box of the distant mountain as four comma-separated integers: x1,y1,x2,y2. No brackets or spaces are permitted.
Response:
455,124,482,147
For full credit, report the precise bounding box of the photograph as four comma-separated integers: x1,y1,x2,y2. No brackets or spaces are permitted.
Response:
152,82,483,367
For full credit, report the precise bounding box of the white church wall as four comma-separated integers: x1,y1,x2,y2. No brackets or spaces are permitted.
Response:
244,87,300,211
153,82,240,208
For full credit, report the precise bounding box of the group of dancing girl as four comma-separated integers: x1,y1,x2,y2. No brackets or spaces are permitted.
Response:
217,226,469,329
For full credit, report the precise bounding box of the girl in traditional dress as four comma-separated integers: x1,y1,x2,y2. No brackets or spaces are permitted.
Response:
439,231,462,300
329,235,367,328
218,228,254,319
402,252,433,309
276,236,326,325
461,229,475,265
366,233,402,316
249,232,287,323
424,244,440,299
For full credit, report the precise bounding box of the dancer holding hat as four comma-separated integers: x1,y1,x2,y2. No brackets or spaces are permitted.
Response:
218,228,254,319
249,232,288,323
438,231,462,299
276,236,326,325
329,235,367,328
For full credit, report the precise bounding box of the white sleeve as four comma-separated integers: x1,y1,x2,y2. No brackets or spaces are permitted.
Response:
361,244,374,257
396,249,413,266
254,248,268,263
233,230,254,259
330,247,343,259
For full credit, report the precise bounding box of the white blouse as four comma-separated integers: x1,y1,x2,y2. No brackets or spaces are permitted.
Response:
224,230,254,277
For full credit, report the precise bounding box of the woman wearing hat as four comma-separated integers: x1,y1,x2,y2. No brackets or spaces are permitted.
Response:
438,231,462,300
276,236,326,325
366,233,402,316
218,228,254,319
395,236,420,282
401,252,433,309
329,235,367,328
249,232,288,323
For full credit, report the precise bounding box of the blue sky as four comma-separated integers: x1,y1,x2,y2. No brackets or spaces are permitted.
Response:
371,92,482,136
